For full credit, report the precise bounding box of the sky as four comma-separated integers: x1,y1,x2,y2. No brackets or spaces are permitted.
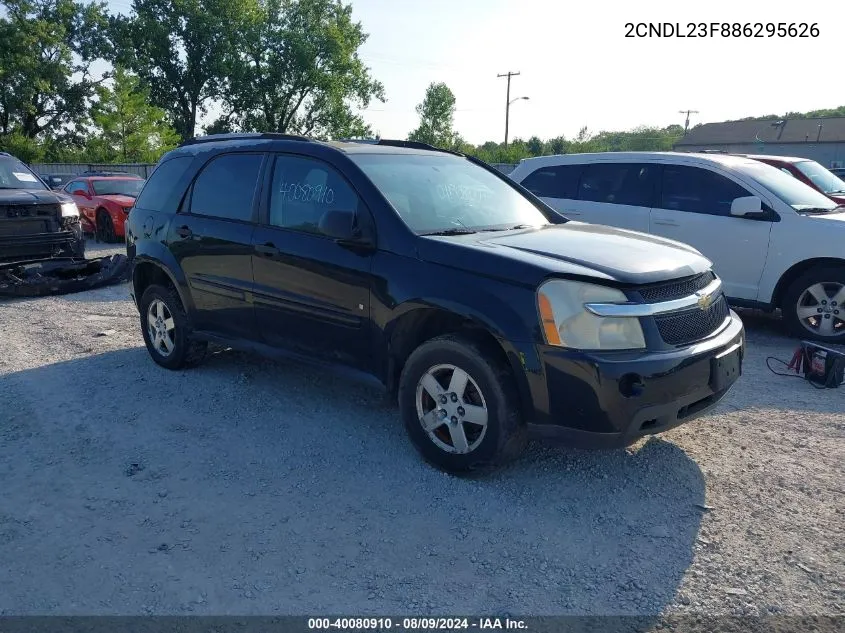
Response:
104,0,843,144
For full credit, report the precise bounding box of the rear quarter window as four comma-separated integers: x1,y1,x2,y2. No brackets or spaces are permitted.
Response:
134,156,194,212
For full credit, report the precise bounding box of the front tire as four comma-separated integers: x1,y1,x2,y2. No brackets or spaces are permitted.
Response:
139,284,208,370
782,265,845,343
398,334,526,474
96,208,117,243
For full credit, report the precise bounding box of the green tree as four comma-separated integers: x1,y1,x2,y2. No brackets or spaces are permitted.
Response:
219,0,384,138
547,135,567,155
408,82,457,149
87,67,179,162
110,0,240,140
526,135,544,156
0,0,109,144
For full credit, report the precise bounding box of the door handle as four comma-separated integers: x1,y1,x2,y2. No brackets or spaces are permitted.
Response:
653,219,679,227
255,243,280,256
176,225,193,238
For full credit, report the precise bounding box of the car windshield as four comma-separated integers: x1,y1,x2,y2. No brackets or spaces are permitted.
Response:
92,178,144,197
793,160,845,194
349,153,553,234
0,156,48,191
734,161,840,213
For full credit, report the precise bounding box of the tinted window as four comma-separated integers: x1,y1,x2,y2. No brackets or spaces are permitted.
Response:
92,178,144,197
189,153,263,221
520,165,582,199
268,155,359,235
134,156,194,212
577,163,656,206
661,165,752,216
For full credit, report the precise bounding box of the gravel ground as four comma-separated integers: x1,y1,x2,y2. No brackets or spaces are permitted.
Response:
0,239,842,616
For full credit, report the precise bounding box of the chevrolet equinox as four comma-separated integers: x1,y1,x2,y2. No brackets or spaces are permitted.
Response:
126,134,745,473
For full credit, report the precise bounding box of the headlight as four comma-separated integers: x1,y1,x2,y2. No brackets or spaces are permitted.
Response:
537,279,646,350
60,201,79,217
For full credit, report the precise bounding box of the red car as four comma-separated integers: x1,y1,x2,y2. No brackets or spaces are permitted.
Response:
739,154,845,205
63,175,145,242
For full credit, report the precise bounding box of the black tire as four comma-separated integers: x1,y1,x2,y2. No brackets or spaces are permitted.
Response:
139,284,208,370
398,334,527,474
782,265,845,343
96,208,117,243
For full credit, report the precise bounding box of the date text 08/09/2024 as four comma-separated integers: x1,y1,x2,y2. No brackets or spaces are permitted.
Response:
308,618,527,630
624,22,820,38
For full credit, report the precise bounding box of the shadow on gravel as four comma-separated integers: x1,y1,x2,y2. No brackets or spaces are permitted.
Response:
3,346,705,618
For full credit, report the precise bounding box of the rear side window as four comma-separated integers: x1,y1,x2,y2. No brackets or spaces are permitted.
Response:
520,165,582,199
134,156,193,212
189,153,263,222
577,163,656,206
661,165,752,216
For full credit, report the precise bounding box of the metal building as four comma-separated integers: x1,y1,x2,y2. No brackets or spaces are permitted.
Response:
673,117,845,168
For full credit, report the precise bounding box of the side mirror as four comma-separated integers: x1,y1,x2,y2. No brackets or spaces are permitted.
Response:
730,196,762,217
318,208,358,241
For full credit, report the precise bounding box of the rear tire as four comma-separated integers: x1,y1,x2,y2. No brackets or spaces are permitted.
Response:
139,284,208,370
782,265,845,343
398,334,526,474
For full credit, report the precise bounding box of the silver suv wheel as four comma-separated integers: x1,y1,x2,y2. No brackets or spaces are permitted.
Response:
415,363,488,454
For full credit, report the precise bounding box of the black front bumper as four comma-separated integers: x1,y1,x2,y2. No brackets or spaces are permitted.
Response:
0,226,85,262
523,310,745,448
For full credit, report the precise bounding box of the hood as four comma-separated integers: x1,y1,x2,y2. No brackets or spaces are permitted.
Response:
99,194,136,207
0,188,65,205
419,222,713,286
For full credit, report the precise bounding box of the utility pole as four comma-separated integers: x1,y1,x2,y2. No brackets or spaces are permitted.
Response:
679,109,699,134
498,71,521,146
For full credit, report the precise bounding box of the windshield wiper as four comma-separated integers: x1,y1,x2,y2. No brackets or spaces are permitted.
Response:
478,224,544,233
421,227,477,236
798,206,844,215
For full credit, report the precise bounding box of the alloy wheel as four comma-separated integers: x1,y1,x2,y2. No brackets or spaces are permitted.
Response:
795,281,845,338
146,298,176,357
415,363,488,454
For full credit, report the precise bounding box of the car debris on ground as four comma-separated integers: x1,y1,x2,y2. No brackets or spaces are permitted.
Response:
0,254,129,298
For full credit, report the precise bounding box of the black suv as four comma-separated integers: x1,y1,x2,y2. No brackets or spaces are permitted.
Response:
126,134,745,473
0,152,85,262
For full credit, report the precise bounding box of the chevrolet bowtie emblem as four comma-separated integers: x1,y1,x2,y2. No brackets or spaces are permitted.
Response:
695,290,715,310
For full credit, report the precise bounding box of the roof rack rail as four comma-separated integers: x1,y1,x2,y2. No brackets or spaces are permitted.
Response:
179,132,313,147
339,138,464,157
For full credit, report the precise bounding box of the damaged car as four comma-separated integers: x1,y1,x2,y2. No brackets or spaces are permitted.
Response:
0,151,85,262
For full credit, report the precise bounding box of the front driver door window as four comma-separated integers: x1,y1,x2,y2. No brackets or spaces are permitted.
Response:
651,164,774,300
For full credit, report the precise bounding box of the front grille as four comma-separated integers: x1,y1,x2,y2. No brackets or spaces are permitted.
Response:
655,295,729,345
1,204,58,218
638,272,716,303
